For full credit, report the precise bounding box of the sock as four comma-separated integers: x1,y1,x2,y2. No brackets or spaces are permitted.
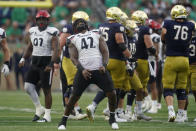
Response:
109,112,115,124
59,115,68,126
127,89,136,106
168,105,174,111
126,105,132,112
152,100,157,106
116,108,123,114
178,109,184,115
136,101,142,114
24,82,41,108
92,101,97,108
44,108,51,121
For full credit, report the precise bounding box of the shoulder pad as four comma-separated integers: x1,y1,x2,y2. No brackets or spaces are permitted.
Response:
0,28,6,38
47,27,59,36
66,35,75,46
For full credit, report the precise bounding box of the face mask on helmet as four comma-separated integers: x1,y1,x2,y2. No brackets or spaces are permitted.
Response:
36,17,49,31
73,18,89,33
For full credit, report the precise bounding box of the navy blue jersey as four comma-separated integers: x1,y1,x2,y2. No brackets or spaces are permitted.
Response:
189,37,196,64
135,25,152,60
163,20,194,57
127,36,137,58
99,22,126,60
62,24,73,58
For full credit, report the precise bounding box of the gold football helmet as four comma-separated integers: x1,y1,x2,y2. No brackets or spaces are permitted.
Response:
131,10,148,25
72,11,89,23
170,5,188,19
119,12,129,25
106,7,122,21
125,20,138,37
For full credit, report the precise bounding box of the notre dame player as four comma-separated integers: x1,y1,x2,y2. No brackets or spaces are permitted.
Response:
58,18,119,130
161,5,194,122
19,10,60,122
186,20,196,122
131,10,155,120
60,11,89,119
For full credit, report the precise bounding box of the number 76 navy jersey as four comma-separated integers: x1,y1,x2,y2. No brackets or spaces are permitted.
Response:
163,20,194,57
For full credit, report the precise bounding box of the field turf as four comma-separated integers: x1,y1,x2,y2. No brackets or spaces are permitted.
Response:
0,91,196,131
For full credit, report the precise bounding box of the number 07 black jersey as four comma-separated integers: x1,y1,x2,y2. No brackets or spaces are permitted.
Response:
163,20,194,57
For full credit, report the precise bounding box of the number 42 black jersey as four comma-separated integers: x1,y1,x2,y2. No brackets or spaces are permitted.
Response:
163,20,194,57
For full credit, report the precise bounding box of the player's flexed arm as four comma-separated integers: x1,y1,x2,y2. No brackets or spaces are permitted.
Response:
99,36,109,73
19,32,33,67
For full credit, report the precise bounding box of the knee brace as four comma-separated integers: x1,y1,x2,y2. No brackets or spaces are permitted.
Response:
163,88,173,98
176,89,187,100
64,85,73,98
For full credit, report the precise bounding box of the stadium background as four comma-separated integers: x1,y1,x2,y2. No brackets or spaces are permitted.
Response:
0,0,196,91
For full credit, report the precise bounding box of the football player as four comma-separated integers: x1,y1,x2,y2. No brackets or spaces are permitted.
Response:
19,10,60,122
147,20,162,114
186,20,196,122
0,28,10,76
60,11,89,119
161,5,194,122
131,10,155,120
58,18,119,130
86,7,131,122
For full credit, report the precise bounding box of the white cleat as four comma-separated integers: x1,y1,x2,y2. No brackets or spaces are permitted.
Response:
142,100,152,113
147,106,158,114
37,117,51,122
75,113,87,120
115,114,127,122
193,118,196,122
111,122,119,130
103,108,110,117
86,104,95,122
137,113,152,121
124,110,133,121
175,113,185,123
157,103,162,110
58,125,66,130
168,110,175,122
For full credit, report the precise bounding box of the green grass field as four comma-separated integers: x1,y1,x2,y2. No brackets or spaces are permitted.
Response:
0,91,196,131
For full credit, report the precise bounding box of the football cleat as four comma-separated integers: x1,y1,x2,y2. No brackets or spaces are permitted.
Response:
86,104,95,122
137,113,152,121
157,103,162,110
32,115,40,122
103,108,110,117
175,113,185,123
147,105,158,114
37,118,50,123
58,125,66,130
193,118,196,122
168,109,175,122
115,114,127,122
75,113,87,120
111,122,119,130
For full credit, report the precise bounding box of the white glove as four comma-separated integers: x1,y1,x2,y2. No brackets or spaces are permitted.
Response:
1,64,9,76
19,58,25,64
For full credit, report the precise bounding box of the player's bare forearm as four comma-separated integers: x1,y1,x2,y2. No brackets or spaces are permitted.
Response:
99,37,109,65
144,35,154,48
60,33,71,52
51,36,60,62
68,43,80,66
1,39,10,62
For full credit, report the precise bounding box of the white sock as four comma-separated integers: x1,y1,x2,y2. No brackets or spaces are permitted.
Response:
116,108,123,114
126,105,132,112
24,82,41,108
44,108,51,120
152,100,157,106
178,109,184,115
92,101,97,108
145,95,151,101
168,105,174,111
136,101,142,114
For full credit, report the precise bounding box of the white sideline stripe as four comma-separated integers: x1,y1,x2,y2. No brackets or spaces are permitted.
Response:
0,106,59,114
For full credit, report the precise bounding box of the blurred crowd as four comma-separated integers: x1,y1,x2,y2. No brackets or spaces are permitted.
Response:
0,0,196,90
